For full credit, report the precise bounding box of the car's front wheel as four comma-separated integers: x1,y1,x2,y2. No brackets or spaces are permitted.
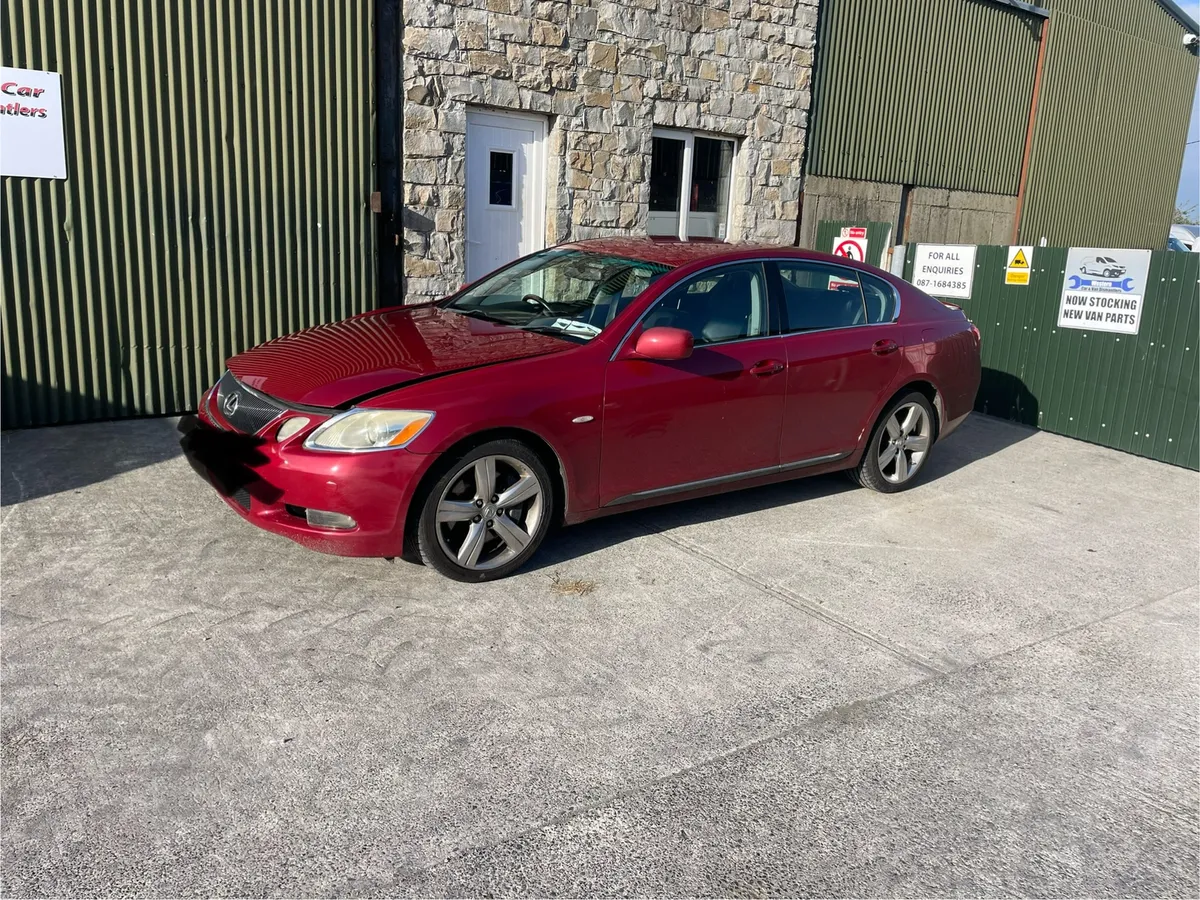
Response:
416,439,554,581
852,392,936,493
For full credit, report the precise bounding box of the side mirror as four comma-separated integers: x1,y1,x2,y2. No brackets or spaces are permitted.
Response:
634,326,693,361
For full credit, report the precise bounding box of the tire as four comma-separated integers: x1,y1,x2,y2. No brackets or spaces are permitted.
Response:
851,392,937,494
416,438,554,582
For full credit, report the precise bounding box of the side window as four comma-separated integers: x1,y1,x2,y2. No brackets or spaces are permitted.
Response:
643,263,768,346
777,262,867,333
860,272,899,324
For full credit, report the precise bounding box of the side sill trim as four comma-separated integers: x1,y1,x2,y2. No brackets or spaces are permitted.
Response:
604,451,850,507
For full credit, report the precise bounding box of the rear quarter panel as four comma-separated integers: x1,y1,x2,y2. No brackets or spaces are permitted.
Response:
894,280,982,428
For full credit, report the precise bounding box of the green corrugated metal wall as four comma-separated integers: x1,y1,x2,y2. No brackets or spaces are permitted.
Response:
905,245,1199,470
1018,0,1199,247
1,1,377,429
808,0,1199,249
808,0,1041,195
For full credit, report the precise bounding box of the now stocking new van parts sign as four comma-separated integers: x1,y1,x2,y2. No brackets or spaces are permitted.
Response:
1057,248,1152,335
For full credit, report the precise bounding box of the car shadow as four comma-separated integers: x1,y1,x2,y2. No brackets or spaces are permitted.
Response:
527,412,1038,573
975,368,1039,427
1,414,185,507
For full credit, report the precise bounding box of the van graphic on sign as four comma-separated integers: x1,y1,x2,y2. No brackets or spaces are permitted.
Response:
1079,255,1126,278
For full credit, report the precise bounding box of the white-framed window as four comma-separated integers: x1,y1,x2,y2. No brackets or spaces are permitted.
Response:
647,127,736,241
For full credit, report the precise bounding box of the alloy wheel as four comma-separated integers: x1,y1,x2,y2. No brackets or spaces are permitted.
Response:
877,402,931,484
434,454,544,571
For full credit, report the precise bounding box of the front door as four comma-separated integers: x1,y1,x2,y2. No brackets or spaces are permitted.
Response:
600,262,786,506
465,110,546,282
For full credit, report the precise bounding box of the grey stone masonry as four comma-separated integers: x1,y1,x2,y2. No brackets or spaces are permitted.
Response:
402,0,818,302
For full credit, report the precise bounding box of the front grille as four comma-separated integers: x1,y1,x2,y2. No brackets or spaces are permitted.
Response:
215,371,288,435
232,486,252,510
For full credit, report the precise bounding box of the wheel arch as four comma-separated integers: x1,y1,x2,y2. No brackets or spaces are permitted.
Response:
862,379,944,453
402,426,569,559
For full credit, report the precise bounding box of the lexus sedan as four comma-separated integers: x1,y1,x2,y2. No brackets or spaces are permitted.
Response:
182,239,981,581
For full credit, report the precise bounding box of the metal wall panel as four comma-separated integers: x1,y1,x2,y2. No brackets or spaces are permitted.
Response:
808,0,1042,195
1018,0,1199,247
905,245,1199,470
2,0,377,428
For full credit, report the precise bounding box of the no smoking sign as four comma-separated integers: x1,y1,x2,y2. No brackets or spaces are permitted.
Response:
831,227,868,262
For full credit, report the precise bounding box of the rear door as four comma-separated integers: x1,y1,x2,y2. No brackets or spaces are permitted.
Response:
599,262,786,506
771,261,904,464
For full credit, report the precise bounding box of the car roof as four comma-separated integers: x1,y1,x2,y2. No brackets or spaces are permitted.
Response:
558,237,867,270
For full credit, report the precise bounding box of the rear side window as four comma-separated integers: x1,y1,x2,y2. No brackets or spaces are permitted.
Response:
860,272,899,324
776,261,867,333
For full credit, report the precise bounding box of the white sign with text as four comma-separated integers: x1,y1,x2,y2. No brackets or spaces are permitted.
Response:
0,67,67,179
911,244,977,299
1057,248,1152,335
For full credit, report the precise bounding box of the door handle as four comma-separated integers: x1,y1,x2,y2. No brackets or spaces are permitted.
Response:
749,359,785,376
872,339,900,356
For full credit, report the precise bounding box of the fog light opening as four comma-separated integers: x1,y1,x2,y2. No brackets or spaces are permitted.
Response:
276,416,311,442
305,508,357,530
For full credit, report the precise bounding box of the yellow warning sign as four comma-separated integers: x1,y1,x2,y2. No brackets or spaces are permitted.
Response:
1006,245,1033,286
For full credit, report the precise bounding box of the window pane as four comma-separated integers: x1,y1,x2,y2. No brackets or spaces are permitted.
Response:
648,137,684,236
778,262,867,332
489,151,513,206
643,263,767,345
860,272,899,324
687,137,733,240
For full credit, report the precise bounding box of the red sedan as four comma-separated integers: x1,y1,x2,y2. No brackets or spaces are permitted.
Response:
183,239,981,581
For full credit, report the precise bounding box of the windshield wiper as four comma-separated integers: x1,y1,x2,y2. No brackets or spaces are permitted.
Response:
455,308,507,324
518,324,591,342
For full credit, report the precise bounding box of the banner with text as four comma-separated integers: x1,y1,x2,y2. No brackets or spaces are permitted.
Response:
1057,248,1152,335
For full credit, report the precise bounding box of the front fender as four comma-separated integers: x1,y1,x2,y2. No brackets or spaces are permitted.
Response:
360,351,606,519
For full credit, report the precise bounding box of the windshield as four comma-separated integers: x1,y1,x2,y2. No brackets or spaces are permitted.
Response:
443,249,672,342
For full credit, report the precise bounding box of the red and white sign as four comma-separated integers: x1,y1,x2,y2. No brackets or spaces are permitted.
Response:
0,66,67,179
831,227,868,262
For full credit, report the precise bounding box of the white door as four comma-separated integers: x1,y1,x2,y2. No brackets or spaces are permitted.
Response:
465,110,546,282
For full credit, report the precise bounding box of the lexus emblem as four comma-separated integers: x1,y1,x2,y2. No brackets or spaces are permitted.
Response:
222,392,239,417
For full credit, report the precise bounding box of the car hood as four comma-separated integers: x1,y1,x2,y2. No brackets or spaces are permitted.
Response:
226,305,572,408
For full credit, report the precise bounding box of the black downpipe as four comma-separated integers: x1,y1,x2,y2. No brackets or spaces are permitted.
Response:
376,0,403,307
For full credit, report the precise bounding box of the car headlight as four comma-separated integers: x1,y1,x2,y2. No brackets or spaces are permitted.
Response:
303,409,434,451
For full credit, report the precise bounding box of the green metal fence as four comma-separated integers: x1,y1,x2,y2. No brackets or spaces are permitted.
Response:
904,245,1199,470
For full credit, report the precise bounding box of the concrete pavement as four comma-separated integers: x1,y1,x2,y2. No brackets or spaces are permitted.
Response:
2,414,1197,896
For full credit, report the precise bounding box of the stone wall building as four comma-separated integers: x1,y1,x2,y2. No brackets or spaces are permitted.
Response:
401,0,818,303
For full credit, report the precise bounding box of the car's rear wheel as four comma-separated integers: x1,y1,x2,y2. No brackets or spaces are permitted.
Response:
852,392,936,493
416,439,553,581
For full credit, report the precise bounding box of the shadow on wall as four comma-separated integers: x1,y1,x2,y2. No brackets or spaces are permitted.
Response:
1,409,184,508
976,368,1040,428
